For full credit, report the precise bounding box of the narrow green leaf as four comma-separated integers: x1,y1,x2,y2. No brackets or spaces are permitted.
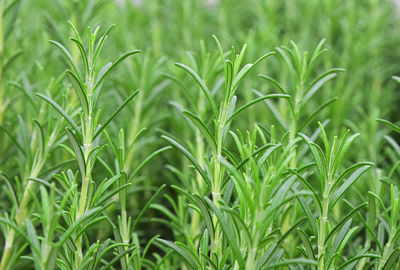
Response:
226,94,290,123
49,40,81,78
258,74,287,94
70,37,89,76
93,25,116,65
330,164,373,209
296,192,318,236
175,63,218,117
231,52,274,91
56,207,104,246
90,174,121,207
263,258,318,269
327,219,352,260
162,135,211,187
377,118,400,134
299,133,327,184
257,218,306,270
94,90,139,139
0,124,26,155
297,228,315,259
298,97,338,132
253,90,288,130
36,93,81,136
25,219,41,258
336,254,380,270
33,120,45,156
129,146,171,181
0,172,18,205
3,0,22,16
131,184,166,232
175,242,202,269
325,202,367,244
182,110,217,151
193,195,215,241
382,248,400,270
65,128,85,178
157,239,198,270
205,197,245,268
302,68,345,104
3,51,23,75
94,50,141,92
289,169,322,213
100,246,138,270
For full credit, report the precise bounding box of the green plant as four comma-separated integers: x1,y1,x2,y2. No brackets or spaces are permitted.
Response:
0,0,22,124
1,0,400,269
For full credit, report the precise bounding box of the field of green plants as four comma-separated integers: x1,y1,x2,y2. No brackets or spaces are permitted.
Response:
1,0,400,269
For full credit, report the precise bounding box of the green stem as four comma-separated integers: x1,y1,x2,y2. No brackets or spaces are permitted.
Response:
0,0,4,124
0,134,50,270
0,178,37,269
211,130,222,255
211,99,229,256
318,177,332,270
75,66,94,266
378,230,395,270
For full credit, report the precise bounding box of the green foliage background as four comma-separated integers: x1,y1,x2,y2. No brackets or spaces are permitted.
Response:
0,0,400,269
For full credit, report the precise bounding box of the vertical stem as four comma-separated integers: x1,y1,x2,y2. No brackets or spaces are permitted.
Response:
318,198,328,269
75,61,94,266
318,175,331,270
0,177,38,269
211,99,229,256
0,230,15,270
120,209,130,267
379,234,394,270
0,0,4,124
211,126,222,254
0,117,57,269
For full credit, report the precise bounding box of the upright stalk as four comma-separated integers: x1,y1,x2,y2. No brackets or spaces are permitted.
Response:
47,23,141,267
210,95,231,255
318,186,330,270
0,125,58,270
0,1,4,124
318,136,336,270
378,185,400,269
75,44,95,266
1,178,37,270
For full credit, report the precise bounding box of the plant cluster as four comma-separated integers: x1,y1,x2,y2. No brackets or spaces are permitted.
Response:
0,0,400,269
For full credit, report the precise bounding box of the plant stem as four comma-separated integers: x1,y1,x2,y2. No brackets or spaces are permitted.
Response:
0,128,53,270
379,234,394,270
211,98,230,256
1,178,38,269
75,62,94,266
318,195,329,270
0,1,4,124
211,127,222,254
318,172,332,270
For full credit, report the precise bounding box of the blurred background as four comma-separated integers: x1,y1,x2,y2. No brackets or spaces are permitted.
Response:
7,0,400,131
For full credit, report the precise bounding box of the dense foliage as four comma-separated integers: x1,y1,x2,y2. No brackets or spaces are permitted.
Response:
0,0,400,269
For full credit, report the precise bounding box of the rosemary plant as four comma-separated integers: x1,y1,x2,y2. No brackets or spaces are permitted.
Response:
0,0,400,269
